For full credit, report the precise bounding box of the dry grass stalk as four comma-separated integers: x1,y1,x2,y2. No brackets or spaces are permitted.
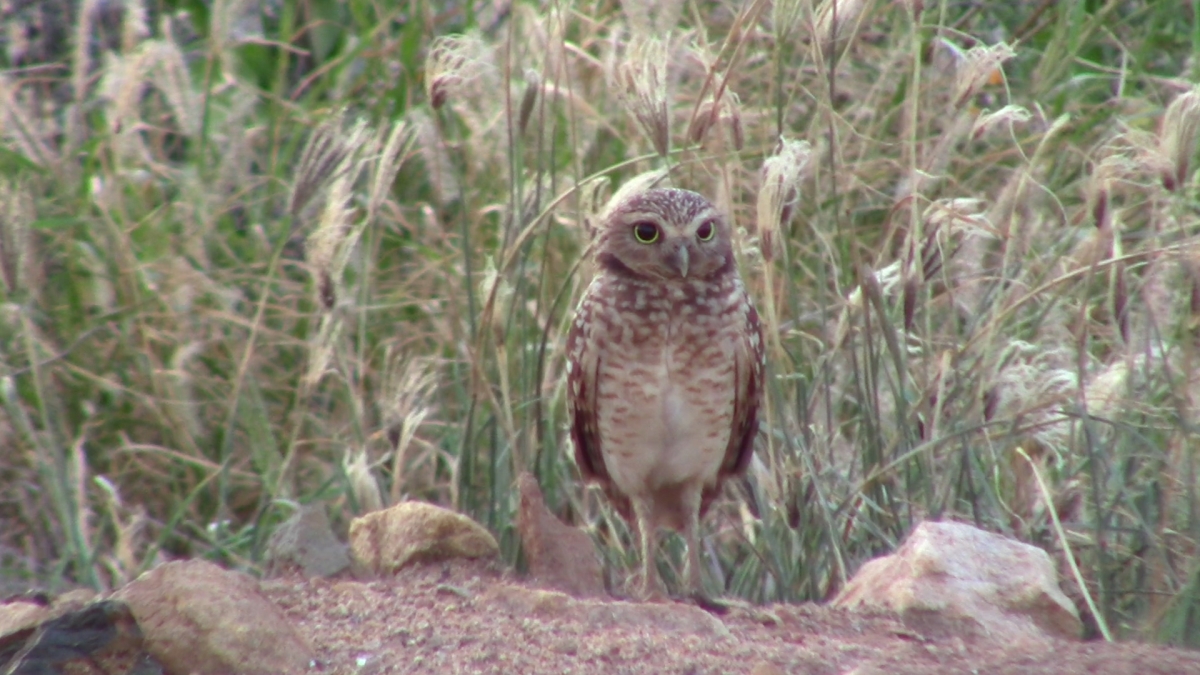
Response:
384,354,436,504
409,108,461,204
971,104,1032,140
121,0,149,53
290,113,355,217
518,68,541,137
614,36,671,157
145,39,199,137
0,77,57,167
0,180,33,294
304,117,370,310
757,137,813,262
67,0,100,155
688,92,744,150
369,120,413,222
813,0,870,63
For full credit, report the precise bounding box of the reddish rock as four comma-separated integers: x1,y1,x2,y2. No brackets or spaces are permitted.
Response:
516,472,606,598
833,520,1081,643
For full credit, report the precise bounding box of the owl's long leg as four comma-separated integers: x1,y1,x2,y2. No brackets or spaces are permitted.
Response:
631,497,662,601
681,483,705,596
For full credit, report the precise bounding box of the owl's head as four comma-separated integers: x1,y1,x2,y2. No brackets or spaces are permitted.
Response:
594,188,734,281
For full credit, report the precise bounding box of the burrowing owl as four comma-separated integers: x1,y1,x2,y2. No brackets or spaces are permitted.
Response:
566,187,764,601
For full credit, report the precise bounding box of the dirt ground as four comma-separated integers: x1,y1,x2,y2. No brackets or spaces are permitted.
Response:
261,559,1200,675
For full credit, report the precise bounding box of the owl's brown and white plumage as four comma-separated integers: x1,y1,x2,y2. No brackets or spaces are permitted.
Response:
566,187,764,601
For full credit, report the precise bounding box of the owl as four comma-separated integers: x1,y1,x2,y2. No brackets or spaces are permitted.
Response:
565,187,764,602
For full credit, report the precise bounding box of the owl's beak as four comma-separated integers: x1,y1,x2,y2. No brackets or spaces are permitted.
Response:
673,246,690,278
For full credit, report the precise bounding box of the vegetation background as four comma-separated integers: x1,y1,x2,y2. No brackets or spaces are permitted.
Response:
2,0,1199,648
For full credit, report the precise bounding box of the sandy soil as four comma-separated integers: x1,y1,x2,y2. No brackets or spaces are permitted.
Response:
262,559,1200,675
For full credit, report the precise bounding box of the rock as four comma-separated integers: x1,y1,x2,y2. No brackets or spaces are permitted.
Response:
0,599,163,675
266,502,351,578
484,584,731,639
349,501,499,575
516,472,606,598
833,520,1081,643
114,559,313,675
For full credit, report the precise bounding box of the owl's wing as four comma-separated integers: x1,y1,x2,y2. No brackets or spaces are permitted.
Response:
566,295,608,484
721,297,764,477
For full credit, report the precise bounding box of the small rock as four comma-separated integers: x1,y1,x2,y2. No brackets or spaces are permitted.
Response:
516,472,606,598
114,559,313,675
349,501,499,575
266,502,351,578
833,520,1081,643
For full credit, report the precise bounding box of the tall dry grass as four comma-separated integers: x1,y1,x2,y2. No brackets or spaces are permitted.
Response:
0,0,1198,644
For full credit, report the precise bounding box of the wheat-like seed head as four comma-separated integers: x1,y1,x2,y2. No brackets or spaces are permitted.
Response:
425,32,491,110
614,35,671,157
344,450,384,513
121,0,149,53
1159,84,1200,192
757,137,813,262
953,41,1016,109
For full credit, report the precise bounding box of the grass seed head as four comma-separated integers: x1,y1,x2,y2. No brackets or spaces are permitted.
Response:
345,450,384,513
425,32,491,110
972,104,1032,140
518,68,541,137
757,137,813,262
953,41,1016,109
1159,84,1200,192
614,36,671,157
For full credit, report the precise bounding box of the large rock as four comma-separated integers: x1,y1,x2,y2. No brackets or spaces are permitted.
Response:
516,472,606,598
349,501,499,575
833,520,1081,643
114,559,313,675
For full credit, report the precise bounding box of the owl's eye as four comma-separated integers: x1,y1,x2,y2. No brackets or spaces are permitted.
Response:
696,220,716,241
632,221,659,244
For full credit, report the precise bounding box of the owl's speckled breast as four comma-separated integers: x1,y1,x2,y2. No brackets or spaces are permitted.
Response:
586,273,748,499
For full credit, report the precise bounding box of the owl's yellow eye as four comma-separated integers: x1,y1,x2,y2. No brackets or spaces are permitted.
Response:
696,220,716,241
632,221,659,244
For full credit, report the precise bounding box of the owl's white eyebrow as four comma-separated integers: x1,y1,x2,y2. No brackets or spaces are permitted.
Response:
622,210,663,222
685,208,719,231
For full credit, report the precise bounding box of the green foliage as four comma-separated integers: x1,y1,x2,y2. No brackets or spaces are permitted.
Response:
1,0,1199,645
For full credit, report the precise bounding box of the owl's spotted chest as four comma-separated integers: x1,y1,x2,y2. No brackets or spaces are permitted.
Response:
587,274,743,494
